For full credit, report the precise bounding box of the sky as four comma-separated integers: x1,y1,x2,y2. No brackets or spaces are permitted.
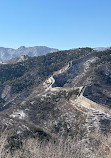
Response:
0,0,111,50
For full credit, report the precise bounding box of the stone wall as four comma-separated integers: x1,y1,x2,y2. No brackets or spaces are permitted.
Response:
77,92,111,115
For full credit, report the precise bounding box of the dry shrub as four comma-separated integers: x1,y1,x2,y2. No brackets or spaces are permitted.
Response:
1,131,111,158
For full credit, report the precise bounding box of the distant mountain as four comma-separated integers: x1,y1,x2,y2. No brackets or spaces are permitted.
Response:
93,47,110,51
0,46,58,61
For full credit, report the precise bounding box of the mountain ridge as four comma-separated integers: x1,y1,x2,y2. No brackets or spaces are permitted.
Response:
0,46,58,61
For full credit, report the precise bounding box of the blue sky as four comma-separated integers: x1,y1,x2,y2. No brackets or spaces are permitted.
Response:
0,0,111,50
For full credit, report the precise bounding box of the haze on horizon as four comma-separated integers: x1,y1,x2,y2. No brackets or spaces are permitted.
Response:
0,0,111,50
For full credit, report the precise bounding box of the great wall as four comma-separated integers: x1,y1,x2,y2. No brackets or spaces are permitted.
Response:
77,86,111,115
43,61,111,116
43,61,73,92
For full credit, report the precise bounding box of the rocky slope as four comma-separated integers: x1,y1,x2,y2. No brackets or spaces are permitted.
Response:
0,47,111,158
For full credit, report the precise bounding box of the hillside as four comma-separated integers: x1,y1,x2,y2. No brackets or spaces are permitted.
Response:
0,46,58,61
0,47,111,158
